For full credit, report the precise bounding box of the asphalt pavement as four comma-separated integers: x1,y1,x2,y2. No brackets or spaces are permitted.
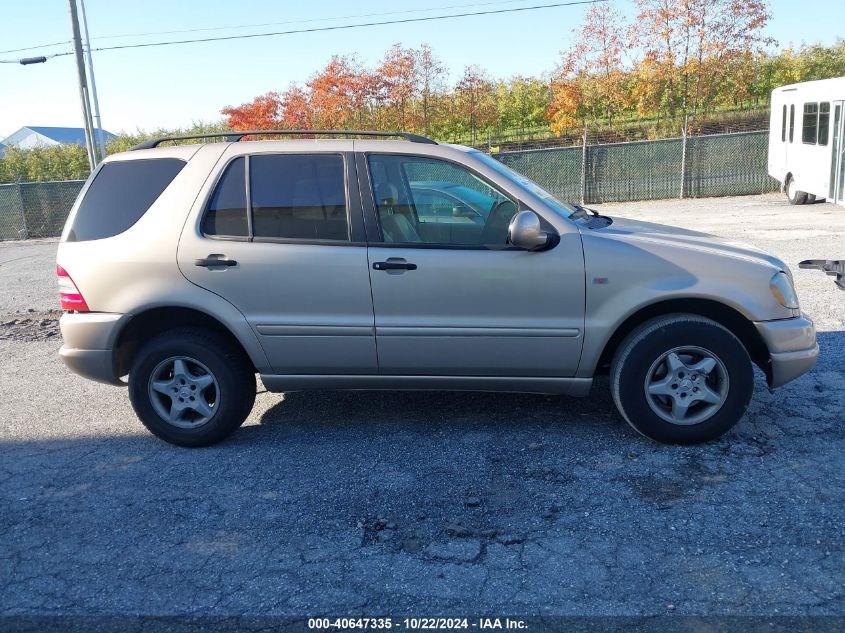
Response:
0,194,843,618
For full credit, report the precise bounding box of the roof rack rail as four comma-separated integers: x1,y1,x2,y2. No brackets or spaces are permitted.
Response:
130,129,437,150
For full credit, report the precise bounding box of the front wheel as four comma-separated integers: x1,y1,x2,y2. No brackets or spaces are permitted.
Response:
786,177,808,205
610,315,754,444
128,327,256,447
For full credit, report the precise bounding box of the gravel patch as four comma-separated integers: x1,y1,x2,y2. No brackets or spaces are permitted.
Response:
0,310,61,342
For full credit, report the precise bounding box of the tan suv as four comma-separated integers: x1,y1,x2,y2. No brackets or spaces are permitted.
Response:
56,130,818,447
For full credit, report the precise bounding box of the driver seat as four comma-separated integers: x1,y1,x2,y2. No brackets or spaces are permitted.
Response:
375,183,422,243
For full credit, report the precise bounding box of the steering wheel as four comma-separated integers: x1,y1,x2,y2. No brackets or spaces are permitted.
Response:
480,200,518,245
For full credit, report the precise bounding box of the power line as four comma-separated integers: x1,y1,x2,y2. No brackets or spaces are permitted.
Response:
0,0,554,53
89,0,551,41
1,0,605,62
0,40,70,55
89,1,606,53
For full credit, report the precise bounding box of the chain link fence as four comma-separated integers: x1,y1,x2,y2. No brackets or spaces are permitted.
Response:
497,130,779,204
0,180,85,240
0,129,779,241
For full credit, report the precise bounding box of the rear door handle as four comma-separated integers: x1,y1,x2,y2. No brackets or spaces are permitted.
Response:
195,255,238,267
373,261,417,271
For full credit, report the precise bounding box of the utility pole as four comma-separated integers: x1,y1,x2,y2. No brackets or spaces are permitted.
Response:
67,0,97,169
79,0,107,162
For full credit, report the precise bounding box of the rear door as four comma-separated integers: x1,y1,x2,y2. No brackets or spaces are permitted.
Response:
178,148,377,374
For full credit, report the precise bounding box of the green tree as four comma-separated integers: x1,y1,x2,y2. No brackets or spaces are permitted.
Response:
497,76,552,136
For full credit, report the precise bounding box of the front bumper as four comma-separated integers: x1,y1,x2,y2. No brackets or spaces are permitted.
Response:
754,315,819,389
59,312,129,386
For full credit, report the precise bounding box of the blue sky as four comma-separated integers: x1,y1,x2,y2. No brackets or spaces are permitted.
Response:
0,0,842,137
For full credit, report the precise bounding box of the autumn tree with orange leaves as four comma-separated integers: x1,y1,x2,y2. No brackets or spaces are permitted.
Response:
454,65,497,144
549,1,629,131
305,55,372,129
279,85,313,130
416,44,448,136
631,0,774,120
378,44,419,130
221,92,282,130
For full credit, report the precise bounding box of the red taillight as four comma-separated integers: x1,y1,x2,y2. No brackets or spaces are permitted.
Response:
56,265,90,312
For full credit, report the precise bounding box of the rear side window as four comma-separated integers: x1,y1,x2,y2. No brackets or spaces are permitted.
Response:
250,154,348,241
202,158,248,237
67,158,185,242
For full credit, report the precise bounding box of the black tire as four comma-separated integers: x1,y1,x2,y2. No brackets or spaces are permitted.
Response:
128,327,256,447
786,176,808,205
610,315,754,445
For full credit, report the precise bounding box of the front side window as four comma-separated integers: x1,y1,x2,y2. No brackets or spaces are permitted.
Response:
803,102,819,144
818,102,830,146
368,154,517,246
250,154,348,241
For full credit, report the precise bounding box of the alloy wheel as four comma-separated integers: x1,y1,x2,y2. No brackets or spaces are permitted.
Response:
643,346,729,425
148,356,220,428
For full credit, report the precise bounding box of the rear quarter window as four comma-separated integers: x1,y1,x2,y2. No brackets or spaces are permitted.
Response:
66,158,185,242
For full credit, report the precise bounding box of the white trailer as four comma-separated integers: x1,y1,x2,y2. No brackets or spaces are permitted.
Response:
768,76,845,206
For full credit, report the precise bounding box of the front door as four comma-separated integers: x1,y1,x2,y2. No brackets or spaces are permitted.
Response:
361,152,585,377
178,150,377,374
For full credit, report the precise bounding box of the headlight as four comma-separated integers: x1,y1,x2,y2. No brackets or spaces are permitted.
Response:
770,271,799,309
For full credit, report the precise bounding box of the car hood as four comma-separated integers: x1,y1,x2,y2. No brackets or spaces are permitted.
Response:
588,216,788,271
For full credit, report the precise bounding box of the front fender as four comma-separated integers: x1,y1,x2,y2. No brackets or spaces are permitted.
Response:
576,232,794,377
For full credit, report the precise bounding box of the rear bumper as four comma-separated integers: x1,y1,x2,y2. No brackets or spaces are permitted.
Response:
754,315,819,389
59,347,124,386
59,312,129,386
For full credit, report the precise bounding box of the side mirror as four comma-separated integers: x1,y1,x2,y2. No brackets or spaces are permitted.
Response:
508,210,554,251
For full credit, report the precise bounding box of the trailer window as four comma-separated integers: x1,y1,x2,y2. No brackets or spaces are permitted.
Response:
818,102,830,146
781,105,787,142
789,105,795,143
803,103,819,144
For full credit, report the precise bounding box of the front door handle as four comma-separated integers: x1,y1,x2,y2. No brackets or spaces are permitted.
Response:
195,255,238,267
373,260,417,271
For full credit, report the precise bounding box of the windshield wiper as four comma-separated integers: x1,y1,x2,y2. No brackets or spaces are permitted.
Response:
569,203,600,220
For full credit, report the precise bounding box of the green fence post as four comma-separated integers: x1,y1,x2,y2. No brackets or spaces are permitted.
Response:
679,116,688,199
580,124,588,204
15,180,28,240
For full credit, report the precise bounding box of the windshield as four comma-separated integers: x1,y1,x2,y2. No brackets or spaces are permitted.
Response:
470,151,578,218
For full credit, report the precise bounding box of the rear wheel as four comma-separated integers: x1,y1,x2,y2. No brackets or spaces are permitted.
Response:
610,315,754,444
128,327,256,447
786,176,808,205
